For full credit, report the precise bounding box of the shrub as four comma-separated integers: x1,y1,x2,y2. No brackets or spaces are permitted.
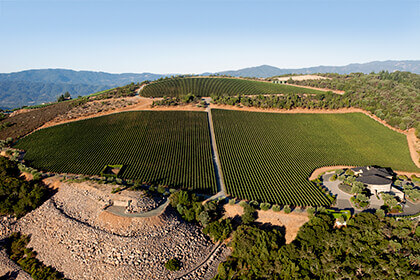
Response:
165,258,181,271
375,208,385,218
198,210,211,227
345,169,355,176
316,206,327,214
250,200,259,209
283,205,291,214
239,201,248,207
111,187,121,194
271,204,281,212
260,202,271,211
242,204,257,224
203,219,233,241
335,169,344,175
330,174,337,181
229,199,236,205
294,207,303,213
306,206,315,217
157,185,166,194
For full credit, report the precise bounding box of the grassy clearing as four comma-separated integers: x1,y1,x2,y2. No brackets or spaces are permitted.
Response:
212,109,418,206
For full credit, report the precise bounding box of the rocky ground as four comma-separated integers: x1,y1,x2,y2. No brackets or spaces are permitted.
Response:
52,97,138,123
0,181,230,279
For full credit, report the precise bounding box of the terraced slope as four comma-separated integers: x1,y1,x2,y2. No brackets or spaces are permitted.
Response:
16,111,217,193
212,109,418,206
141,77,323,97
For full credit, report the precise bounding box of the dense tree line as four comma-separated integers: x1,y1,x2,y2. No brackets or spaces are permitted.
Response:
215,212,419,279
212,91,347,111
288,71,420,134
151,93,203,107
169,191,233,242
0,157,49,217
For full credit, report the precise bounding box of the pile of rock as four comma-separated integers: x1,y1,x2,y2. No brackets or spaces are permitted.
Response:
0,215,16,239
4,180,229,279
125,195,163,213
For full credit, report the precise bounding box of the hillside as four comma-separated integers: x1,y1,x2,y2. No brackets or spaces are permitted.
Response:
287,71,420,132
0,69,165,109
0,81,110,109
141,77,324,97
2,60,419,108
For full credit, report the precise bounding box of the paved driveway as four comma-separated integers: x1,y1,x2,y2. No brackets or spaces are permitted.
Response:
323,173,354,209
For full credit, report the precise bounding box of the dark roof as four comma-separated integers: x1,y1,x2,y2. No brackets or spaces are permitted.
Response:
356,175,392,185
351,166,393,178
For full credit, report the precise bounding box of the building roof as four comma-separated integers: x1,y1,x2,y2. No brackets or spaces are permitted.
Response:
356,174,392,185
351,166,393,179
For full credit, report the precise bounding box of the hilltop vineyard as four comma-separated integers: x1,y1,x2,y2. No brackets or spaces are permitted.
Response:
212,109,418,206
141,77,323,98
16,111,217,193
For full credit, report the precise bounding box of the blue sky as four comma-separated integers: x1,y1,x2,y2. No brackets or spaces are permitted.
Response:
0,0,419,73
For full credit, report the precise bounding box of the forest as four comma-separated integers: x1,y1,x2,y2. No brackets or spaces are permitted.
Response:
215,212,419,279
0,157,49,218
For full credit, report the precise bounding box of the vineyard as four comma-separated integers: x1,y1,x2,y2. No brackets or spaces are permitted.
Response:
141,77,323,97
16,111,217,193
212,109,419,206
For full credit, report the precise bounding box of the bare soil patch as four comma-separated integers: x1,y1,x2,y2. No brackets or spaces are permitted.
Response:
19,171,33,181
309,166,355,180
37,96,149,130
224,204,309,243
407,128,420,168
274,75,331,81
37,97,206,131
0,101,75,140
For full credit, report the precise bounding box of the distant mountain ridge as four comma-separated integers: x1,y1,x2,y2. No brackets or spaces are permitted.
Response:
1,60,419,108
0,68,164,86
215,60,420,77
0,69,167,109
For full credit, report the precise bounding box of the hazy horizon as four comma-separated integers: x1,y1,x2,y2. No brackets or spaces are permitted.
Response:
1,0,419,74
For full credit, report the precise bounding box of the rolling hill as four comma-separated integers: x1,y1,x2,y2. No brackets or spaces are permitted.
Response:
1,60,419,108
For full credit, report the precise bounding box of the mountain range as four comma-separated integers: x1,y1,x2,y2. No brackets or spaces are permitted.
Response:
215,60,420,77
1,60,419,109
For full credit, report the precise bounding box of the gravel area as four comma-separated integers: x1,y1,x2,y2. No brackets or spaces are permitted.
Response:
0,181,229,279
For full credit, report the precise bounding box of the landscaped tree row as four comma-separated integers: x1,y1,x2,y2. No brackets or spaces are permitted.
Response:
212,109,419,206
141,77,323,98
15,111,217,193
